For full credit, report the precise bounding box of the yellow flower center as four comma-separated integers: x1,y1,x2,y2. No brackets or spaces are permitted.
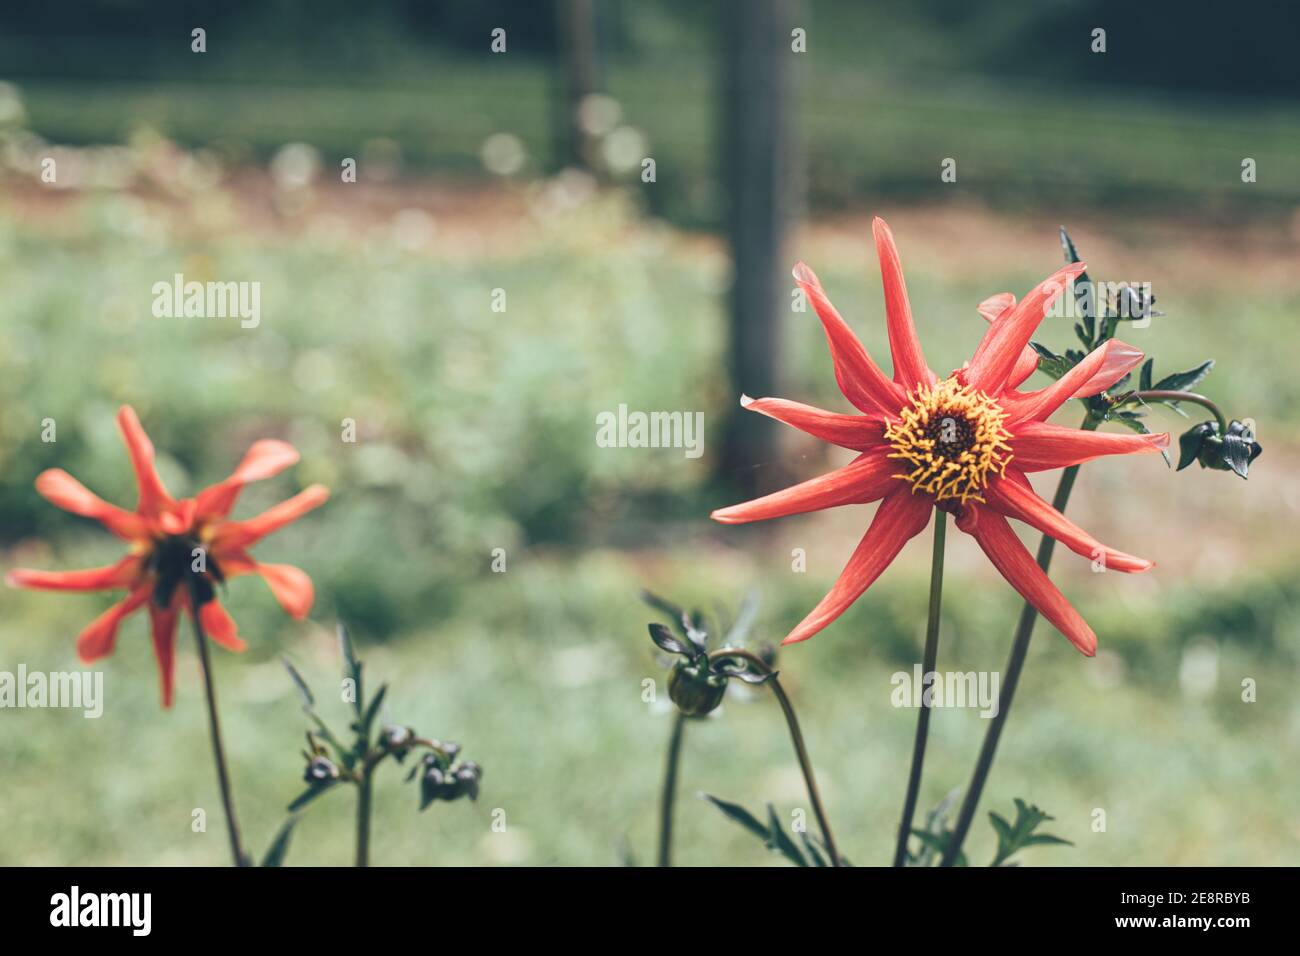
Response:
885,377,1013,505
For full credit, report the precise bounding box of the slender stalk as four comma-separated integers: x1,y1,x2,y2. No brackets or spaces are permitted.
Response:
355,767,374,867
1127,390,1227,434
705,647,843,865
187,578,248,866
893,511,948,866
941,414,1099,866
657,712,687,867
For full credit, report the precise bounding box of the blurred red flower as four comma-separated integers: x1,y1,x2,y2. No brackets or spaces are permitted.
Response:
713,218,1166,655
7,406,329,706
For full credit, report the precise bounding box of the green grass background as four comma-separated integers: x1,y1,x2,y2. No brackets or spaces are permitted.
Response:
1,10,1299,863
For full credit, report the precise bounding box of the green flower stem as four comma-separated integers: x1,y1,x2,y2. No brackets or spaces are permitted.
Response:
941,413,1100,867
893,510,948,867
355,765,374,867
657,711,687,867
1126,390,1228,434
706,647,843,866
187,578,248,867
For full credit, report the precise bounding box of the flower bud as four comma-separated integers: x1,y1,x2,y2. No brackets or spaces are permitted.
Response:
304,755,340,784
379,724,414,761
668,660,727,717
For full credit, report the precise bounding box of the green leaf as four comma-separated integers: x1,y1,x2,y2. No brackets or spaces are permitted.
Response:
362,683,388,738
909,828,967,867
640,590,702,649
648,622,692,658
338,623,363,716
702,793,769,842
765,804,808,867
1061,228,1095,346
1152,360,1214,392
1029,342,1072,380
260,816,299,867
988,799,1073,867
288,781,338,813
281,657,315,712
912,788,961,867
800,829,828,867
1139,358,1153,391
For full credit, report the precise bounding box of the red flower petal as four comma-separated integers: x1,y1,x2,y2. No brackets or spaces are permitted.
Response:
956,506,1097,655
32,469,145,540
782,489,932,645
793,262,904,414
976,292,1016,324
976,293,1038,389
198,599,248,652
147,598,180,709
1002,339,1144,423
221,552,315,619
739,395,887,451
195,439,302,521
1064,338,1145,399
75,584,152,662
711,449,900,525
872,218,932,389
210,484,329,551
116,406,174,517
158,498,197,536
7,555,143,592
985,472,1153,573
964,263,1087,394
1009,420,1169,472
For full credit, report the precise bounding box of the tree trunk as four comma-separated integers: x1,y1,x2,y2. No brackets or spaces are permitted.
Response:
719,0,796,496
554,0,600,171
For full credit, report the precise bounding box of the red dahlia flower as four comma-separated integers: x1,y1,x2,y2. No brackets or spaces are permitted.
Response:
712,218,1167,655
6,406,329,706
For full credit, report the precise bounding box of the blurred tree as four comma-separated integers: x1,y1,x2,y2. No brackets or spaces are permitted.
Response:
718,0,798,496
553,0,602,171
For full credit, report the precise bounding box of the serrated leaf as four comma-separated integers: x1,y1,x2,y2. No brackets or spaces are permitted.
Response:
988,799,1073,866
260,816,299,867
1152,360,1214,392
1030,341,1072,380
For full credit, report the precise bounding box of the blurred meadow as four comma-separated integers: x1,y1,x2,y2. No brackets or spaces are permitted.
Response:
1,1,1299,866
